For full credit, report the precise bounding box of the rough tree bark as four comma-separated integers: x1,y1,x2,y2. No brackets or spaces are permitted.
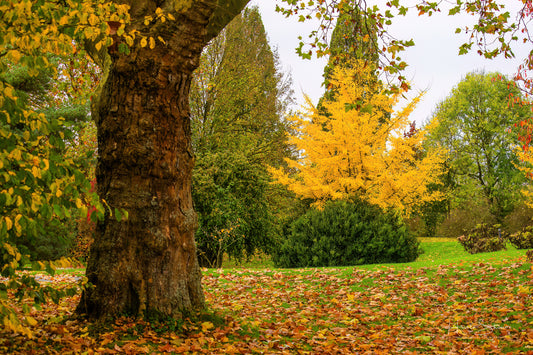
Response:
77,0,249,320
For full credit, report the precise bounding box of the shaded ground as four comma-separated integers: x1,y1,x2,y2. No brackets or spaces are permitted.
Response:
1,260,532,354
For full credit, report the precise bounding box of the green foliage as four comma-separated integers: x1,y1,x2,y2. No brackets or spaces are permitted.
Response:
457,223,508,254
190,7,293,268
418,199,448,237
0,58,95,262
0,5,108,330
273,199,421,268
410,180,449,237
508,225,533,250
502,202,533,235
0,61,54,108
320,5,380,105
425,71,530,223
0,70,96,333
437,199,496,239
18,219,77,261
193,151,275,268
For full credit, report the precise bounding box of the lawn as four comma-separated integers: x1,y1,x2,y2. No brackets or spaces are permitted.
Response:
1,239,532,354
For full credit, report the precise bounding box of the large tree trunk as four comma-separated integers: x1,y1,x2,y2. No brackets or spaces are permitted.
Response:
77,0,248,319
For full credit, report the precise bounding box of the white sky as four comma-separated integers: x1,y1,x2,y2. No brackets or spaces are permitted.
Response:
249,0,531,126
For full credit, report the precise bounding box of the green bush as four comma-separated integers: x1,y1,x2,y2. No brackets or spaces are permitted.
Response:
508,225,533,249
272,199,421,268
11,218,77,261
193,151,276,268
457,223,508,254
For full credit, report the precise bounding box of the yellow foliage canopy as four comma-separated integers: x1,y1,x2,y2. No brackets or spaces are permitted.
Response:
270,61,446,215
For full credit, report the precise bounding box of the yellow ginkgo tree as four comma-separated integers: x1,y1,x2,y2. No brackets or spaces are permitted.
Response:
270,61,446,215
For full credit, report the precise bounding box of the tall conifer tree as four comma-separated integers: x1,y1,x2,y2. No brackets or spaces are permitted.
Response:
320,3,380,109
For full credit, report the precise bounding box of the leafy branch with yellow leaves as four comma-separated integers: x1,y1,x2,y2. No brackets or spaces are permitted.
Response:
270,60,447,216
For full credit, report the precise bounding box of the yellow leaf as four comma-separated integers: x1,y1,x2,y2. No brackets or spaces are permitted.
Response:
25,316,37,327
84,27,94,39
31,194,40,213
9,148,21,161
518,286,530,295
149,37,155,49
8,50,22,63
16,195,23,207
4,217,13,231
3,315,12,329
4,242,16,256
31,166,41,179
201,321,214,332
140,37,147,48
59,15,69,26
56,189,63,198
14,214,22,235
4,86,16,100
125,36,134,47
80,206,88,220
157,36,165,44
88,14,99,26
95,41,103,51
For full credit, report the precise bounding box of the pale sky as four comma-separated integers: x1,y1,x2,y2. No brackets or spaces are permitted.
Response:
249,0,531,126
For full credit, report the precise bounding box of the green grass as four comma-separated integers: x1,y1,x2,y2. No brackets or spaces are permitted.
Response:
414,237,528,266
219,237,530,271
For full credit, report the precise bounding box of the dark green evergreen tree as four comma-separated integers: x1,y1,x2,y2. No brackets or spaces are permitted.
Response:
320,3,380,110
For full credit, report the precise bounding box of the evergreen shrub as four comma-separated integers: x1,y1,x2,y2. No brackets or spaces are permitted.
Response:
13,218,76,261
457,223,508,254
272,198,421,268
